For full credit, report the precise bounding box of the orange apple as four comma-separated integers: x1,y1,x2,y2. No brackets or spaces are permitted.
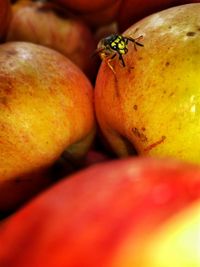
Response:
95,3,200,163
0,0,12,41
7,1,97,79
0,157,199,266
0,41,95,212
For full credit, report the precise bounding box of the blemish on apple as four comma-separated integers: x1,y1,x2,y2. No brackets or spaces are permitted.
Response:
186,31,196,37
113,75,120,97
5,49,17,57
132,127,148,142
127,65,134,74
0,97,8,107
0,77,14,96
144,135,166,152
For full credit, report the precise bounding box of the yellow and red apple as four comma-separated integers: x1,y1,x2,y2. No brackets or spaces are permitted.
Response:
0,157,199,266
95,3,200,164
0,41,95,211
7,0,97,79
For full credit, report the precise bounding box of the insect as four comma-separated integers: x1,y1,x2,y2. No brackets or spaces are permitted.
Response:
94,33,144,74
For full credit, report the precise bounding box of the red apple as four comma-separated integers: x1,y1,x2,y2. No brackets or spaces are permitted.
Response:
118,0,200,31
52,0,119,13
0,157,199,266
0,0,11,41
7,1,97,79
77,0,122,28
52,0,122,27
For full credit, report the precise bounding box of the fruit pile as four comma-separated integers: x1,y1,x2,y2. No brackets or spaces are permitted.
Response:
0,1,200,266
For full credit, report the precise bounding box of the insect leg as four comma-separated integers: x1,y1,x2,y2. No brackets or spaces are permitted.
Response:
118,53,125,67
125,35,143,43
110,53,117,60
106,53,117,74
135,41,144,47
125,36,144,51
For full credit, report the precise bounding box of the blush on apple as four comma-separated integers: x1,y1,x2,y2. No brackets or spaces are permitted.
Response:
76,0,122,28
0,157,199,267
7,1,97,79
52,0,122,27
0,41,95,212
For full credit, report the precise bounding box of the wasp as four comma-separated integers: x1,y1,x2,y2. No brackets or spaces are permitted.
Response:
94,33,144,74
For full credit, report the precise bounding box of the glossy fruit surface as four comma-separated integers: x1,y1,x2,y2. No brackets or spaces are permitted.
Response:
7,1,97,78
0,157,199,266
0,41,94,211
95,4,200,163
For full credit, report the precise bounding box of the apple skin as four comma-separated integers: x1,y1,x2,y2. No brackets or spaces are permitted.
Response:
52,0,119,13
0,41,95,211
52,0,122,27
83,149,110,166
7,1,97,79
118,0,200,32
77,0,122,28
95,3,200,163
0,157,199,266
0,0,12,41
